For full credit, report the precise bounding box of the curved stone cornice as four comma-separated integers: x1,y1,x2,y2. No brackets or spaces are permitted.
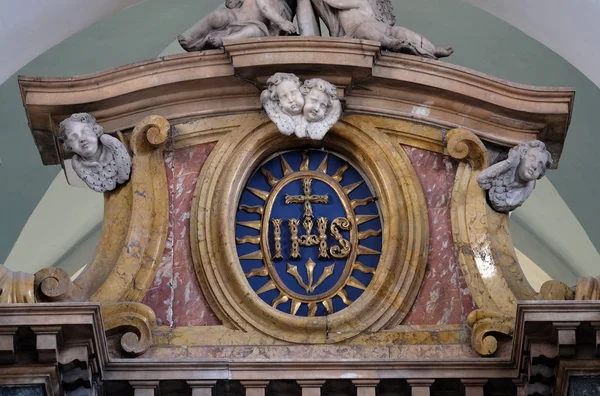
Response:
19,37,573,166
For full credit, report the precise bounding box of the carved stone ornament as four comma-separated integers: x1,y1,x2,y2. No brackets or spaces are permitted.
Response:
312,0,453,59
58,113,131,193
177,0,453,60
102,302,157,357
467,309,514,357
477,140,553,213
178,0,297,51
539,276,600,301
261,73,342,140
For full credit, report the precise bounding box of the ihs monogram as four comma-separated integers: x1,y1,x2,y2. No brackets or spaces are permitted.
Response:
236,150,382,316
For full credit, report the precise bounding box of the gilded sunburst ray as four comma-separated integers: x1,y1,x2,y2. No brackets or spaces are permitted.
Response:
300,150,310,171
290,300,302,316
358,229,382,240
247,187,270,201
280,155,293,176
357,245,381,255
356,214,378,225
316,153,329,173
272,293,289,309
343,181,364,195
351,197,375,210
239,250,263,260
237,220,261,230
347,276,367,290
236,235,260,244
256,280,276,294
322,298,333,314
260,167,279,187
332,163,349,182
246,266,269,278
353,261,376,274
337,289,352,305
308,302,318,316
239,205,264,215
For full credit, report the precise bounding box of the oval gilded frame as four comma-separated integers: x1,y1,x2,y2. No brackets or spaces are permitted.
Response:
191,118,429,343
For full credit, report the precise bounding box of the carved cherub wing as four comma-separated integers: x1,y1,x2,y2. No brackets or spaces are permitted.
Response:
260,91,296,136
368,0,396,26
306,99,342,140
100,134,132,184
476,153,517,191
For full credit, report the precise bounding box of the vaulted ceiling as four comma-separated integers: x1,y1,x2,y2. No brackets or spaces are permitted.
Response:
1,0,598,287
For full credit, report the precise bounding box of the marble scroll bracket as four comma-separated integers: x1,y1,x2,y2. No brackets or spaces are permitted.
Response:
101,302,157,357
466,309,514,357
74,115,171,304
447,128,537,323
0,264,74,304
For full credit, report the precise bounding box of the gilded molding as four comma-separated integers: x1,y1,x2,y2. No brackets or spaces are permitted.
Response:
191,113,428,343
0,264,35,303
75,115,170,303
467,309,514,357
448,128,537,317
102,302,157,357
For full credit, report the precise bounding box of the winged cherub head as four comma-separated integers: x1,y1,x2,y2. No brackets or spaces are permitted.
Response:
59,113,104,160
300,78,338,122
263,72,305,117
514,140,553,183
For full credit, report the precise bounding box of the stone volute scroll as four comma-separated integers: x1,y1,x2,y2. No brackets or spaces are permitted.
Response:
477,140,553,213
178,0,297,51
261,73,342,140
58,113,131,193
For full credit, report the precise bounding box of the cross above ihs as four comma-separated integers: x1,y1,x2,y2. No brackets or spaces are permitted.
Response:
285,178,328,256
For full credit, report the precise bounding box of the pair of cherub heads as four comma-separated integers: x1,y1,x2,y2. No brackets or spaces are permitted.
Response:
261,73,342,140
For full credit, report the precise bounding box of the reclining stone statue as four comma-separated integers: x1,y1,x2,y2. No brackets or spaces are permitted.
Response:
178,0,297,51
59,113,131,193
477,140,553,213
311,0,453,59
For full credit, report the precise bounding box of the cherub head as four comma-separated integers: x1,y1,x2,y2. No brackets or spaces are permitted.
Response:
300,78,338,122
264,72,304,116
59,113,103,160
512,140,553,183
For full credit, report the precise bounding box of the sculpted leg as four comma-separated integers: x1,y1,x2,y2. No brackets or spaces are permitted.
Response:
219,25,267,42
351,23,408,53
178,9,235,51
390,26,453,59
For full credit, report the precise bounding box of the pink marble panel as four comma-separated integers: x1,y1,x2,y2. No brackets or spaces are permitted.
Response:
171,143,221,327
142,150,175,326
143,143,221,327
401,146,477,325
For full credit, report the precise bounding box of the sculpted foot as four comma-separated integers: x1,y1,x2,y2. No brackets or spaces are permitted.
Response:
435,46,454,58
206,35,223,48
178,34,193,51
